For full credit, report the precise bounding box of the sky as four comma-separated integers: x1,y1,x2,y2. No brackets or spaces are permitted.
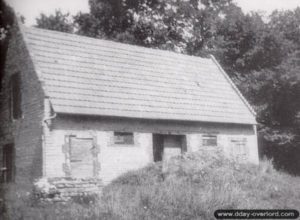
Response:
6,0,300,26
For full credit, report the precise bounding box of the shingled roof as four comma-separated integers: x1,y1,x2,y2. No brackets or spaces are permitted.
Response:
21,26,256,124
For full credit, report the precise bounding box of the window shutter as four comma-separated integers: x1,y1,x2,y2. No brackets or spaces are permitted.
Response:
229,137,249,161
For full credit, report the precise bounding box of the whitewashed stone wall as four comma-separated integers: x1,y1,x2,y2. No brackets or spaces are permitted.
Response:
43,116,259,185
186,132,259,164
186,134,201,152
45,129,153,183
98,131,153,183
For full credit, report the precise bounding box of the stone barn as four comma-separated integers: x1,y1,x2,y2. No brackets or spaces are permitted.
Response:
0,22,258,193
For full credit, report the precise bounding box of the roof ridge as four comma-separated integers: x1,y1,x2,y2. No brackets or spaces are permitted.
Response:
27,36,210,68
24,25,210,62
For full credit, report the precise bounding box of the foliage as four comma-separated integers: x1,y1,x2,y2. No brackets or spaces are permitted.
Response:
36,10,74,33
33,178,60,199
74,0,236,53
2,150,300,220
0,0,14,40
0,0,15,90
234,9,300,148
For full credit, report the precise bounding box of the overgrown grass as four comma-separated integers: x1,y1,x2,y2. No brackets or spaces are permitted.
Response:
2,148,300,220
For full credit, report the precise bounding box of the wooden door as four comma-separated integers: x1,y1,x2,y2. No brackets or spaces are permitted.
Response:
70,137,94,178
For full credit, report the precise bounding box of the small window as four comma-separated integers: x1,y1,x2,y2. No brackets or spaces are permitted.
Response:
231,138,248,157
2,144,15,183
202,134,218,147
230,137,248,161
10,73,22,120
114,132,134,145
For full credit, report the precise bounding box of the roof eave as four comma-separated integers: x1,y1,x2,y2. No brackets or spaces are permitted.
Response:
53,110,258,125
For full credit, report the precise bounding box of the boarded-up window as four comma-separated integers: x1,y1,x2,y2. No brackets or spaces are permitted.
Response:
70,137,94,178
2,144,15,183
202,134,218,147
114,132,134,145
230,137,248,160
10,73,22,120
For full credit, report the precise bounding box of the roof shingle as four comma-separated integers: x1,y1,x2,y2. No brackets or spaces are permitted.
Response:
22,26,256,124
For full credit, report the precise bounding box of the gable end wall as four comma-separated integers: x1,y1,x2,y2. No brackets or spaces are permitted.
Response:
0,24,45,186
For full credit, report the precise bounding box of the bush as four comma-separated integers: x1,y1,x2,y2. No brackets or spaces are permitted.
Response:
110,162,164,186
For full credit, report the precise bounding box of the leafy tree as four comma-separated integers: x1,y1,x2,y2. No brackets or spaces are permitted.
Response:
74,0,236,54
0,0,14,40
212,10,292,75
269,8,300,46
0,0,15,90
0,0,14,138
36,10,74,33
210,6,300,151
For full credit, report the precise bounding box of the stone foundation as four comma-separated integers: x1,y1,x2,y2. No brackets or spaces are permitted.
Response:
34,177,103,202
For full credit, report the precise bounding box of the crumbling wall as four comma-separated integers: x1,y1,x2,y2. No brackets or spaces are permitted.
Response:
33,177,103,202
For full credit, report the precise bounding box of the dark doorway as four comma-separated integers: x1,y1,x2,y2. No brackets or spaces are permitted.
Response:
153,134,164,162
153,134,187,162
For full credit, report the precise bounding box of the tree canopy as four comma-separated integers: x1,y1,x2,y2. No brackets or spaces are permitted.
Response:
36,10,74,33
0,0,15,90
74,0,237,55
